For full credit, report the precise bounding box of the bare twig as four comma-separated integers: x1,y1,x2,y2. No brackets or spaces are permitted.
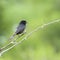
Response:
1,30,26,50
0,19,60,56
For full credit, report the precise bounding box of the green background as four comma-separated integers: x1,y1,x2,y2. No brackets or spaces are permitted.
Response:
0,0,60,60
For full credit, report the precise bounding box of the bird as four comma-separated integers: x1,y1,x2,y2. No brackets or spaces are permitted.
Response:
10,20,27,41
0,20,27,51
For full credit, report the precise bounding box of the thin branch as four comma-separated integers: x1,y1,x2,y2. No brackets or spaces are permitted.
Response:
0,19,60,56
1,31,26,50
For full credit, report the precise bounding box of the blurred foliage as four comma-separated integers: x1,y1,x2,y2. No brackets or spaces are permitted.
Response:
0,0,60,60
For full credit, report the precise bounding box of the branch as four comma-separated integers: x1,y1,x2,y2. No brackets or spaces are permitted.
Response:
0,19,60,56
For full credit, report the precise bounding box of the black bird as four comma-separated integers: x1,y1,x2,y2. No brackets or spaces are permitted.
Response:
0,20,27,50
10,20,27,40
15,20,27,35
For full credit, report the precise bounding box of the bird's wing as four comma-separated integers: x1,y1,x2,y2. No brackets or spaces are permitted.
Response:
16,24,25,34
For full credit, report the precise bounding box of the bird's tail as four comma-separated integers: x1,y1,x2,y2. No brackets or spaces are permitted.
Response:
9,33,16,41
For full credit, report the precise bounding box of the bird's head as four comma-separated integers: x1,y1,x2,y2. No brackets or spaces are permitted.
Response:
20,20,27,25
